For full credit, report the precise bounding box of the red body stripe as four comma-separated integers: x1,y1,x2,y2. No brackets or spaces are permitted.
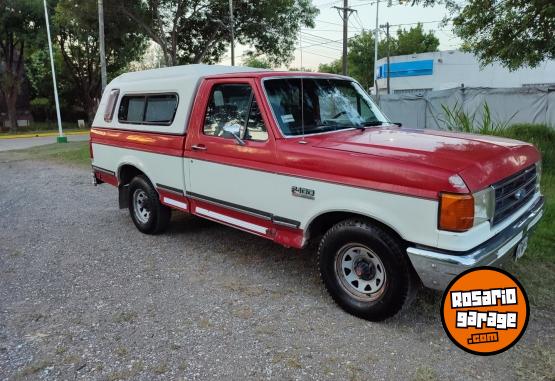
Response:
157,189,189,211
90,128,185,157
94,170,118,186
189,198,304,248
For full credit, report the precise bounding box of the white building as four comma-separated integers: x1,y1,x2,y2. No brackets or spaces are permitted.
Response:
374,50,555,95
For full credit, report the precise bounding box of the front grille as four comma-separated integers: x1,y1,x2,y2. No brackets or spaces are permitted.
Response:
492,165,537,225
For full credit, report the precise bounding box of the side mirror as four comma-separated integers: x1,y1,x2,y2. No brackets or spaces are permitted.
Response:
222,123,245,146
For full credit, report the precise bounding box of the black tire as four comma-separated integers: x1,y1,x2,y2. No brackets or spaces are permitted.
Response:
318,219,416,321
128,175,171,234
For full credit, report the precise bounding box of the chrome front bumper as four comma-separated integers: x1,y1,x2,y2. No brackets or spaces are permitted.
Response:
407,196,544,290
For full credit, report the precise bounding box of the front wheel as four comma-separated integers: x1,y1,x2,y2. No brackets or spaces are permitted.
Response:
318,219,416,321
128,175,171,234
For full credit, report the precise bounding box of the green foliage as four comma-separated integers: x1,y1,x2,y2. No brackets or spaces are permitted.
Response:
408,0,555,70
242,52,272,69
346,30,376,89
54,0,148,121
394,23,440,55
318,60,342,75
318,24,439,89
497,124,555,308
437,102,516,135
0,0,44,130
119,0,318,67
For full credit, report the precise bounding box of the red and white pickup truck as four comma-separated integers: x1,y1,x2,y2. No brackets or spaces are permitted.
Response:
90,65,544,321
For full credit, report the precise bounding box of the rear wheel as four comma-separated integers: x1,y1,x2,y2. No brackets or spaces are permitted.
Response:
318,219,415,321
128,175,171,234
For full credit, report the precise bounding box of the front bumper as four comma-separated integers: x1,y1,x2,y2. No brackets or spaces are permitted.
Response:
407,195,544,290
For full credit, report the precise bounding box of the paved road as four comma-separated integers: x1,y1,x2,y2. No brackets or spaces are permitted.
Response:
0,134,89,152
0,158,553,380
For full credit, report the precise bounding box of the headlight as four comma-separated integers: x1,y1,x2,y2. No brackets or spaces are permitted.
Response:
439,187,494,232
473,187,495,226
535,161,542,191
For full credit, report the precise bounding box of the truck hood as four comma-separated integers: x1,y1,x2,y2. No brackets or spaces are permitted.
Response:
313,127,540,192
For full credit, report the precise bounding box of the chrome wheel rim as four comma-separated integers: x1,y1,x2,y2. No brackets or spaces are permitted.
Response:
133,189,151,224
335,244,387,301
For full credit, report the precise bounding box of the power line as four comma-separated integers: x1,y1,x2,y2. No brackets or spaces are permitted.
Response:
301,50,340,60
302,31,344,44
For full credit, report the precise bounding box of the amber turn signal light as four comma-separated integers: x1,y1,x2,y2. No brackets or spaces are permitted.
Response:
439,193,474,232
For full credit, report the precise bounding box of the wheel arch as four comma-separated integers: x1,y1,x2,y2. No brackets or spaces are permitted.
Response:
117,161,156,187
116,162,158,209
305,210,407,247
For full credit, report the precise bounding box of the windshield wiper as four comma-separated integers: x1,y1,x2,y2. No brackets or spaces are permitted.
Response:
314,123,353,131
356,121,386,130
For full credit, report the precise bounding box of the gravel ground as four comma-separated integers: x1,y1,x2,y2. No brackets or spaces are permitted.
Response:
0,157,553,381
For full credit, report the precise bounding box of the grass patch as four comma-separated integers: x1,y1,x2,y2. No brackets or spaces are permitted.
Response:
413,366,438,381
15,359,52,378
497,124,555,308
113,310,138,324
1,141,90,167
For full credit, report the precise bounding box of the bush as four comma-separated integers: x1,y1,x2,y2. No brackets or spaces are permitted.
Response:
437,102,516,135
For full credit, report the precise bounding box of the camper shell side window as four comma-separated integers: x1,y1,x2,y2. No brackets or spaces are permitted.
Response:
118,93,179,126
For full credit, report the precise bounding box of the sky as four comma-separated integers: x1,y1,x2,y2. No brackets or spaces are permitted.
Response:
218,0,462,70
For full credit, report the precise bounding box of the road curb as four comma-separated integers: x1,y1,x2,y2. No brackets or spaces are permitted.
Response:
0,130,90,140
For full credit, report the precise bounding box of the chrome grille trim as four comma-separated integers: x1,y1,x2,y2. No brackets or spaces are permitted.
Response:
492,165,537,225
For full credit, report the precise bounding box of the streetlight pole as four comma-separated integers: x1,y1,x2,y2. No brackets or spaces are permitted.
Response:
43,0,66,143
385,22,390,94
98,0,107,93
373,0,380,97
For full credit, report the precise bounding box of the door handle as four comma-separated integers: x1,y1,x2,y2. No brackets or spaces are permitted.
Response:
191,144,207,151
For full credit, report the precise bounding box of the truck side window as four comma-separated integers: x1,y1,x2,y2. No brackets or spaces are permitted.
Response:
244,99,268,141
118,93,178,125
119,96,146,124
204,84,268,141
145,94,178,124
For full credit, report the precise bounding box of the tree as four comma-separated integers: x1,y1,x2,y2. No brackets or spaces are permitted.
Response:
394,23,439,55
54,0,147,123
242,52,272,69
0,0,42,131
347,30,379,89
318,25,438,89
318,60,342,75
119,0,318,67
408,0,555,70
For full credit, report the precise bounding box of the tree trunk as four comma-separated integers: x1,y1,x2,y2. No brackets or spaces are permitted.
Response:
84,96,98,126
5,94,18,132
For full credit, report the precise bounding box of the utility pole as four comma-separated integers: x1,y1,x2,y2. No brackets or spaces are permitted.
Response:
333,1,355,75
43,0,65,143
385,22,391,94
229,0,235,66
98,0,107,94
373,0,380,97
378,21,392,94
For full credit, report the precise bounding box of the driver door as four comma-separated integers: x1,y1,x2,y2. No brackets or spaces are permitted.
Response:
185,78,278,233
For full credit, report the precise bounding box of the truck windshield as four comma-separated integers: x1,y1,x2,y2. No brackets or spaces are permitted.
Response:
263,77,389,136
